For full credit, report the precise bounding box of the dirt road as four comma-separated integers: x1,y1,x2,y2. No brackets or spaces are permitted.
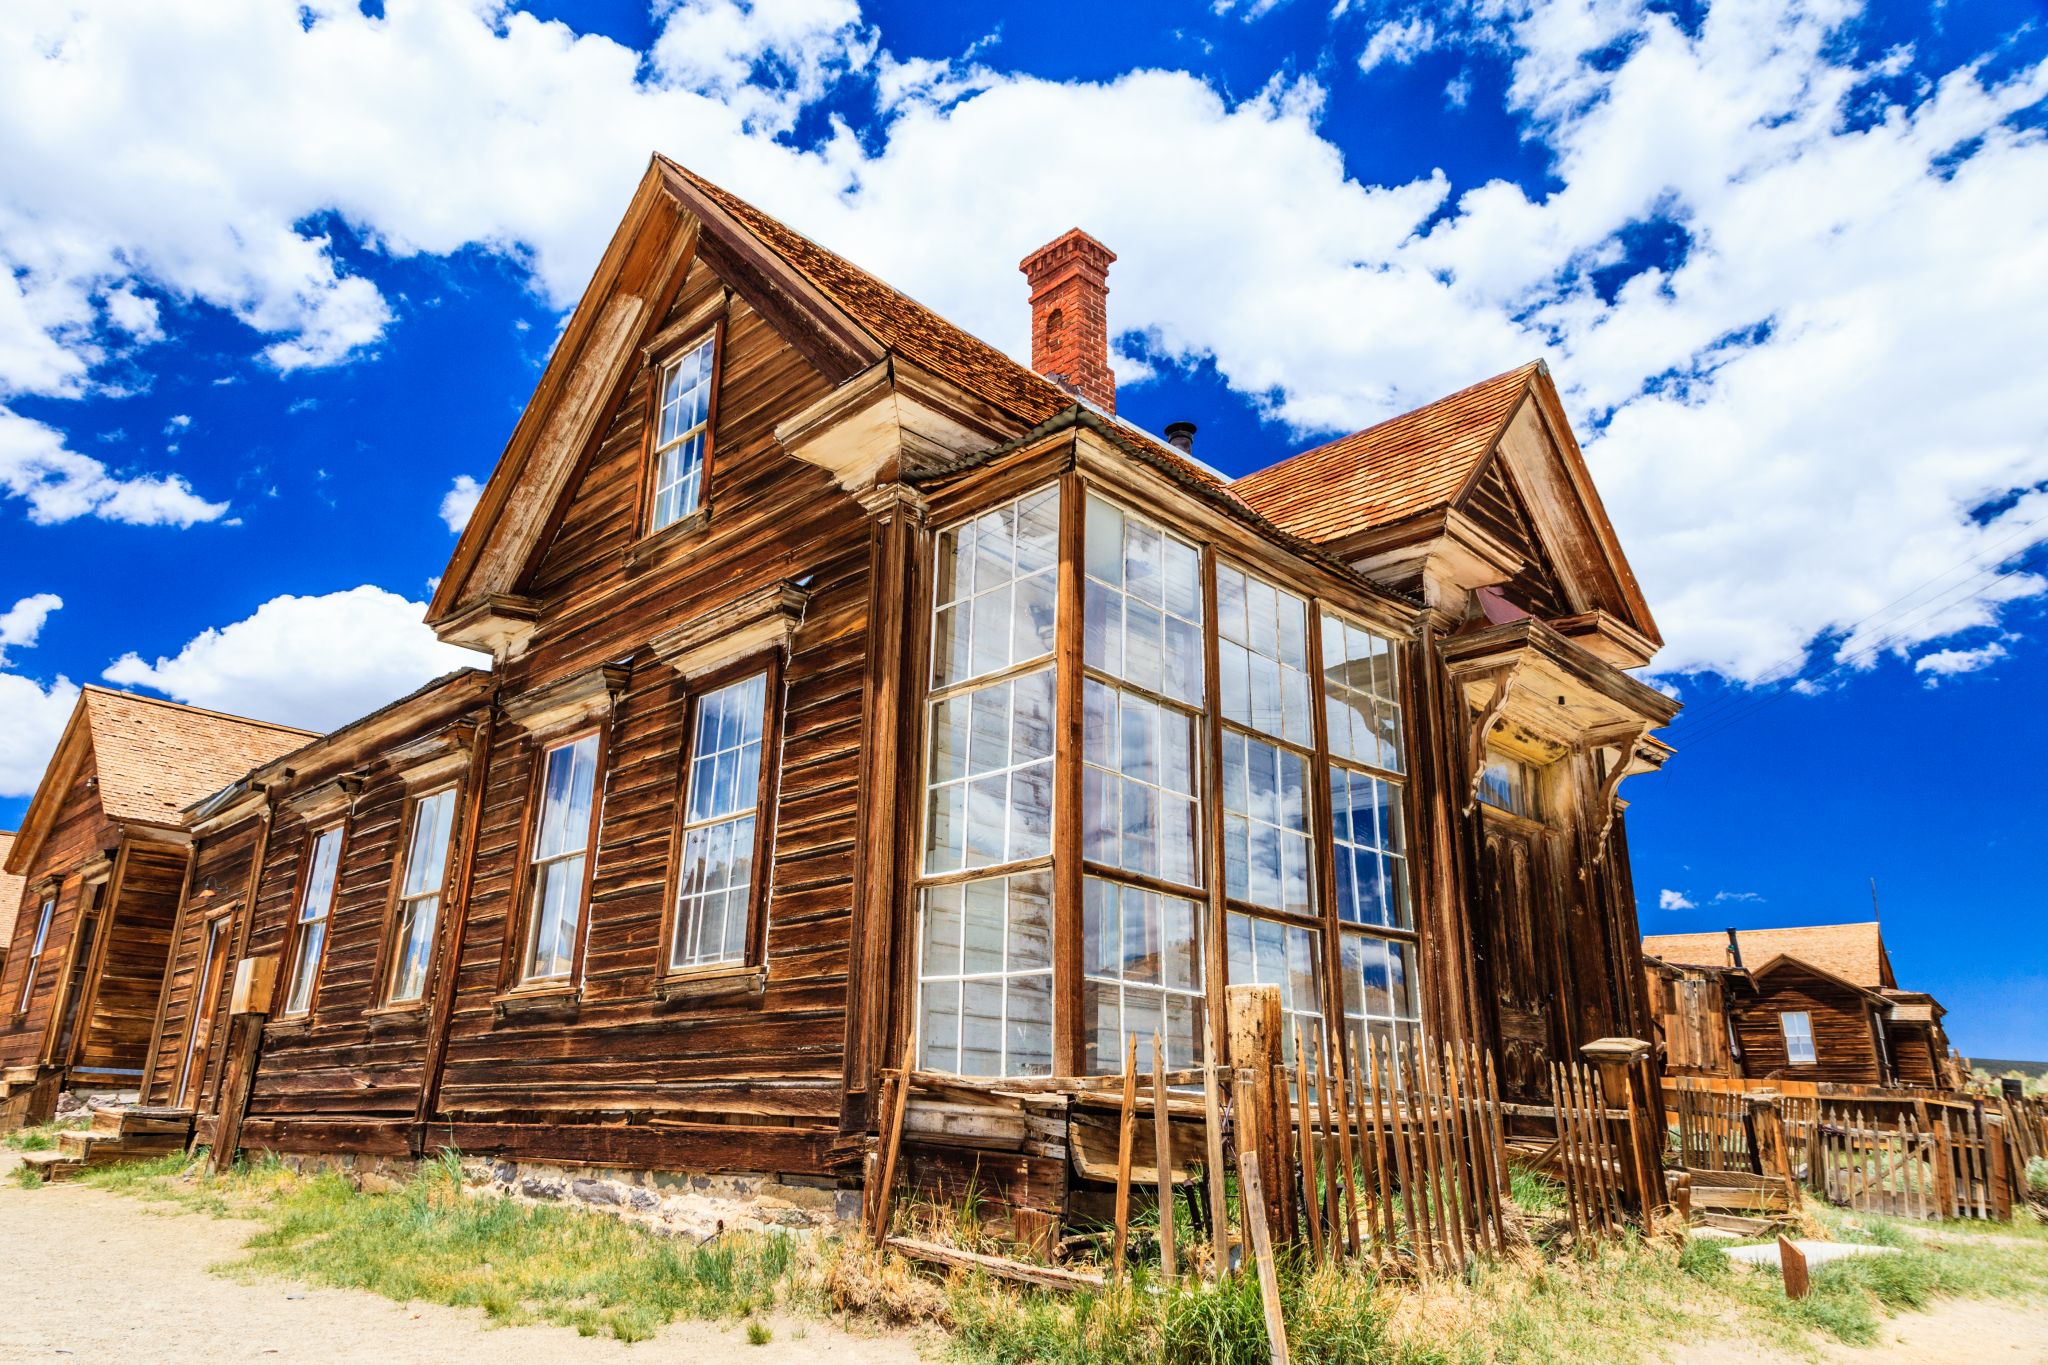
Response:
0,1167,924,1363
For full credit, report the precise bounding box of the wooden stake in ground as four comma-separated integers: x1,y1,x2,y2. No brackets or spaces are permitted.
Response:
1203,1060,1231,1281
1292,1025,1324,1263
1152,1033,1177,1281
1778,1235,1810,1300
1236,1067,1292,1365
1112,1032,1139,1281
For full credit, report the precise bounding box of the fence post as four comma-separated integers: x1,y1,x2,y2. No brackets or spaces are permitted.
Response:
1581,1037,1664,1217
1228,985,1287,1238
1745,1090,1803,1210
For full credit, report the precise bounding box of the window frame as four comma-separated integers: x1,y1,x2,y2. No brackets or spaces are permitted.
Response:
14,894,54,1016
1781,1009,1817,1066
377,784,462,1008
657,653,784,982
509,728,607,991
635,321,725,544
279,823,347,1019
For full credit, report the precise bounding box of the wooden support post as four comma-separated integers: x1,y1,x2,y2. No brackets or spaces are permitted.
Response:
870,1032,916,1241
1931,1109,1958,1218
1228,985,1286,1237
1112,1033,1139,1281
209,1011,266,1174
1203,1061,1231,1281
1582,1037,1661,1218
1985,1112,2012,1222
1292,1025,1323,1264
1745,1091,1802,1211
1328,1039,1360,1258
1235,1068,1291,1365
1152,1034,1177,1280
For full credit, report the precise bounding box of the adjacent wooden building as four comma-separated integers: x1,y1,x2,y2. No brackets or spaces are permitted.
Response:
122,157,1679,1198
1643,923,1960,1090
0,689,311,1125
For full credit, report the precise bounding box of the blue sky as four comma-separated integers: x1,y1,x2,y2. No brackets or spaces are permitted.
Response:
1,0,2044,1057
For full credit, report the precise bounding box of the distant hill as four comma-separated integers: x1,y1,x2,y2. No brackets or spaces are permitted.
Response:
1973,1058,2048,1082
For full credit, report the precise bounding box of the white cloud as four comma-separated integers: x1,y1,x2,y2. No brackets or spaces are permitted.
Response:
1914,641,2008,681
1711,889,1764,905
163,413,191,433
0,0,2041,686
1659,889,1696,910
438,473,483,533
0,591,62,667
0,672,79,798
0,407,227,526
102,285,162,342
101,585,486,731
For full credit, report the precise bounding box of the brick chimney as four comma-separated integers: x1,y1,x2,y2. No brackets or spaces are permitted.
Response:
1019,229,1117,414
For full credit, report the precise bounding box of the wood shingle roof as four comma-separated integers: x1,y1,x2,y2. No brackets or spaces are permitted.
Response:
77,687,317,827
1643,922,1896,991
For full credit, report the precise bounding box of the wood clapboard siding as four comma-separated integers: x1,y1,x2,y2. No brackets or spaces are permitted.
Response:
428,260,871,1167
1461,459,1570,619
0,742,114,1070
143,817,264,1104
74,840,188,1081
1731,964,1883,1085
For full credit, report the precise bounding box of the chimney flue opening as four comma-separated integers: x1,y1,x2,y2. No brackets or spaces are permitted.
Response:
1165,421,1197,452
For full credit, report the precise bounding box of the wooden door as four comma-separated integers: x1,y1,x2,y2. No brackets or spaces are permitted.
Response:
1476,816,1562,1101
176,918,231,1110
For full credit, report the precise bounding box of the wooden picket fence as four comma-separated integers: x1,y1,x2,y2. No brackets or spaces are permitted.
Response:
1669,1081,1752,1172
2000,1093,2048,1171
1547,1059,1631,1237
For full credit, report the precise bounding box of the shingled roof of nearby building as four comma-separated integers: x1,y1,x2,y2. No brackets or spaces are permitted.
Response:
1230,362,1545,544
0,832,23,952
77,688,315,827
1643,922,1896,991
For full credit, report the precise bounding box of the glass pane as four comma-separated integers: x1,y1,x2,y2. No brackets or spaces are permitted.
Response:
916,871,1054,1077
932,486,1061,687
402,789,457,898
1082,878,1206,1074
1081,680,1201,890
1083,493,1203,706
389,894,438,1003
1223,733,1311,914
1227,910,1324,1068
284,919,326,1015
1322,609,1405,774
925,669,1056,872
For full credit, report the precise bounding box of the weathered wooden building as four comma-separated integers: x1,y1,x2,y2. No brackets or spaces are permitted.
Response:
1643,923,1959,1089
136,157,1679,1199
0,688,311,1125
0,832,23,980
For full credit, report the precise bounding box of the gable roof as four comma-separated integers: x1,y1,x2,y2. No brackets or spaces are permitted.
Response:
1643,923,1895,991
1232,363,1542,541
5,688,315,876
429,157,1230,631
0,832,22,951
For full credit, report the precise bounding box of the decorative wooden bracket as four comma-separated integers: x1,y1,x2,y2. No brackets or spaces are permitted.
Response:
1463,664,1523,816
1587,721,1651,866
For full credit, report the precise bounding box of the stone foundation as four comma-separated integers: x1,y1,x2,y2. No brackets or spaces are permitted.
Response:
270,1149,864,1242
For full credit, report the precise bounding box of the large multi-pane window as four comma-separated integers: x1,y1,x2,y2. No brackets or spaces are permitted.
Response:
918,487,1062,1076
525,734,600,981
15,897,52,1013
1080,495,1209,1073
387,788,457,1004
283,826,343,1016
915,482,1418,1080
648,335,716,532
1323,610,1418,1063
672,673,768,970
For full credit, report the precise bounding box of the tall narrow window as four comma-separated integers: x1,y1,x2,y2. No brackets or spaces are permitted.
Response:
1322,610,1419,1066
525,734,600,981
919,486,1060,1076
648,335,716,532
672,673,768,970
1781,1010,1817,1065
282,827,343,1016
15,897,52,1014
1079,495,1208,1073
387,788,458,1004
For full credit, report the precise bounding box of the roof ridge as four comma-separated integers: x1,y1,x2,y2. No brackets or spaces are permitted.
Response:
81,683,320,736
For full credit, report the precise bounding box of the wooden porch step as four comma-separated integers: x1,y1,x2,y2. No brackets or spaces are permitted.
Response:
18,1150,86,1181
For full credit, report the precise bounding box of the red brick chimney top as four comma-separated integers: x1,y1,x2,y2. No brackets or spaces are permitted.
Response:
1020,228,1117,415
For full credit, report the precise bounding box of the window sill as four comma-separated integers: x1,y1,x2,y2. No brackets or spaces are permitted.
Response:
492,984,582,1022
364,1002,429,1031
264,1017,312,1039
654,964,766,1005
624,507,710,569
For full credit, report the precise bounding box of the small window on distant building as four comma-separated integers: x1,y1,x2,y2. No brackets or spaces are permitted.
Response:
648,334,717,533
1781,1010,1817,1065
1476,749,1540,819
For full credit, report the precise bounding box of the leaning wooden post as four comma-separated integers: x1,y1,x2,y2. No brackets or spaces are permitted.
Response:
210,954,278,1174
1203,1061,1231,1280
1152,1033,1177,1279
1745,1090,1802,1210
870,1028,918,1241
1235,1067,1291,1365
1228,985,1287,1237
1581,1037,1662,1218
1984,1111,2013,1222
1112,1033,1139,1281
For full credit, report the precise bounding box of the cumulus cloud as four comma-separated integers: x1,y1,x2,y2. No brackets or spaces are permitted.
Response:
439,474,483,533
0,672,79,799
1914,641,2008,681
1659,889,1696,911
0,407,227,526
0,592,62,667
0,0,2043,686
101,585,486,731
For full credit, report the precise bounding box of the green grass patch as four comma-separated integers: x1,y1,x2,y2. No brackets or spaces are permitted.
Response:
2,1116,89,1152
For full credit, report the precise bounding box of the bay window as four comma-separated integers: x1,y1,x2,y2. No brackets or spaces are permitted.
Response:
913,479,1419,1080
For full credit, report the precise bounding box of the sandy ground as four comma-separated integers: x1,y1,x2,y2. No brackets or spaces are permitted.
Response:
1666,1290,2048,1364
0,1156,925,1363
